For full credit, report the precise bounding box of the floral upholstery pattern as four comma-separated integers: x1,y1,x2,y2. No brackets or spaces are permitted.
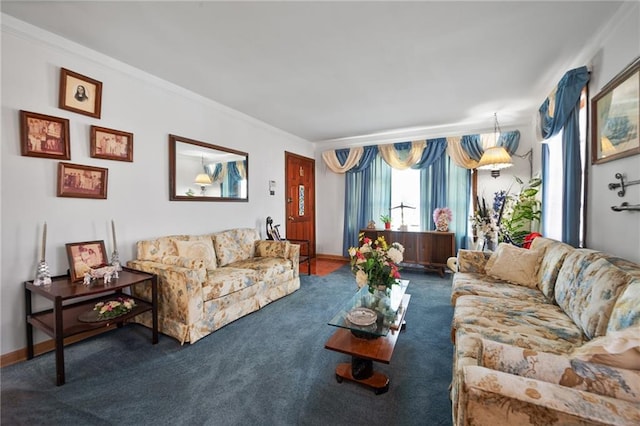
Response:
456,250,492,274
608,279,640,332
555,251,637,339
128,228,300,344
480,339,640,402
450,237,640,425
451,272,548,305
459,366,640,426
530,237,573,300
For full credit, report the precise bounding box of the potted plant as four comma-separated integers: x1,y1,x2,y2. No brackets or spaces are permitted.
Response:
380,214,392,230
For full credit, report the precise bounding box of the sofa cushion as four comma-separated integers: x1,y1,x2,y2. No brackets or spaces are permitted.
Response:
452,295,585,353
572,326,640,370
173,237,217,270
484,243,543,288
451,272,547,305
202,267,260,302
212,228,260,266
230,257,293,282
608,279,640,333
530,237,573,300
555,251,634,339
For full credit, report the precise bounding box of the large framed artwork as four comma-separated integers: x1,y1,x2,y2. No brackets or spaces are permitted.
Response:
90,125,134,162
19,110,71,160
59,68,103,119
65,240,108,282
591,57,640,164
57,162,108,199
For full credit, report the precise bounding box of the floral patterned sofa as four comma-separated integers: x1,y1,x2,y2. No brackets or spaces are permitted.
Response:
450,237,640,425
127,228,300,344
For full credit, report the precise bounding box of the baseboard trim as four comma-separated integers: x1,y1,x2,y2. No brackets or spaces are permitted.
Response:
1,327,116,368
316,253,349,262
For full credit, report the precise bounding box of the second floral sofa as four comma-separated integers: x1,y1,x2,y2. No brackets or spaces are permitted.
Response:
450,237,640,425
127,228,300,344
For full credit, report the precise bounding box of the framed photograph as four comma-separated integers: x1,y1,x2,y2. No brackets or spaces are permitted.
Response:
65,240,108,282
57,162,108,199
59,68,102,119
20,110,70,159
90,126,134,162
591,57,640,164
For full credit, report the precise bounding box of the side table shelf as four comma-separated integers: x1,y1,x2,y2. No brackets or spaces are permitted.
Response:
24,267,158,386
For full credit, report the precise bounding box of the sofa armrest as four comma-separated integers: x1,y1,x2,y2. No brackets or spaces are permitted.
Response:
457,250,491,274
288,243,300,278
127,259,206,328
254,240,290,259
459,365,640,426
480,339,640,403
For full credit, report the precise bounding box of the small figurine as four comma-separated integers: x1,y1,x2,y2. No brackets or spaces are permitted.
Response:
366,220,376,229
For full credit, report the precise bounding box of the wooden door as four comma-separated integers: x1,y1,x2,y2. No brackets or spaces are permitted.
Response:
285,152,316,257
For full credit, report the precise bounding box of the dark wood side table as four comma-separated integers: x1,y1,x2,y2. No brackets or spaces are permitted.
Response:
24,267,158,386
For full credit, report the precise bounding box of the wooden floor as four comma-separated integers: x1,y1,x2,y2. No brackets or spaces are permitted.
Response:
301,257,348,276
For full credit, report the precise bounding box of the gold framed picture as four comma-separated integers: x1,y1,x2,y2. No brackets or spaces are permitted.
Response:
90,126,134,162
59,68,103,119
57,162,108,199
20,110,71,160
591,57,640,164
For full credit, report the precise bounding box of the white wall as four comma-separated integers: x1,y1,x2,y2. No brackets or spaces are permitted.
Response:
1,17,313,355
585,3,640,262
316,3,640,263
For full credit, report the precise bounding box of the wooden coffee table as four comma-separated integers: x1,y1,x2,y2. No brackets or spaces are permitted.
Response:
325,281,410,394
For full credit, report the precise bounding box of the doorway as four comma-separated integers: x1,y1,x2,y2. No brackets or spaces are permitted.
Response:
285,152,316,258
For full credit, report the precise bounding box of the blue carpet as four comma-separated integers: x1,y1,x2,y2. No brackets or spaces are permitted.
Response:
1,266,454,425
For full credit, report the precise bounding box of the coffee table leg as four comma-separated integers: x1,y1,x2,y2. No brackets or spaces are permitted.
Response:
335,361,390,394
351,356,373,379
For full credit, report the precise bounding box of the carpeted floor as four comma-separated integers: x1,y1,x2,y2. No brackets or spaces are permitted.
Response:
1,266,454,425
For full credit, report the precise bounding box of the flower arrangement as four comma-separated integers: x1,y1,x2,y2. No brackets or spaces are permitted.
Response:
432,207,452,231
94,297,136,320
348,233,404,294
471,195,501,246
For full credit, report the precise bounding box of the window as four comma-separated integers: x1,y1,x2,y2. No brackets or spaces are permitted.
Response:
390,168,421,230
542,88,588,245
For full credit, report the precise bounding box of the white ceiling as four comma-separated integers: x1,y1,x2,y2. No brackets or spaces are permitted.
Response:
1,1,627,143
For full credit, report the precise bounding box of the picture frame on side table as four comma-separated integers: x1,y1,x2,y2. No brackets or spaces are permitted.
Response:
57,162,108,199
59,68,102,119
90,125,134,162
20,110,70,160
65,240,108,282
591,57,640,164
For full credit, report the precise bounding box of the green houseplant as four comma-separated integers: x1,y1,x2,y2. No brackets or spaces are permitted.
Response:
380,214,392,230
500,176,542,246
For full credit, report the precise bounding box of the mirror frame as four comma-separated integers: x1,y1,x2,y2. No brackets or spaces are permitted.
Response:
169,134,249,202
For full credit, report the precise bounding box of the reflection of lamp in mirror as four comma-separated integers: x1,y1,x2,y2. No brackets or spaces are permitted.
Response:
194,173,212,196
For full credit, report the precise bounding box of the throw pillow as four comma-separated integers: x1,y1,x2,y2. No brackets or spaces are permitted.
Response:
484,243,542,288
173,238,217,270
572,326,640,370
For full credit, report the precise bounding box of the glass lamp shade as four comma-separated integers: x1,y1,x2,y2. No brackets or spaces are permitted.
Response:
477,146,513,178
194,173,212,186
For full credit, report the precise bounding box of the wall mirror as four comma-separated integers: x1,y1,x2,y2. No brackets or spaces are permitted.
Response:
169,134,248,201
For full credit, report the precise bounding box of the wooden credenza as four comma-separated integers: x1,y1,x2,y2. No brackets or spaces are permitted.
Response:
359,229,455,277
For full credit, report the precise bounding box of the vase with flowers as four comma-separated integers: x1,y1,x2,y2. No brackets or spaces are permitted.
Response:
433,207,452,232
348,233,404,322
